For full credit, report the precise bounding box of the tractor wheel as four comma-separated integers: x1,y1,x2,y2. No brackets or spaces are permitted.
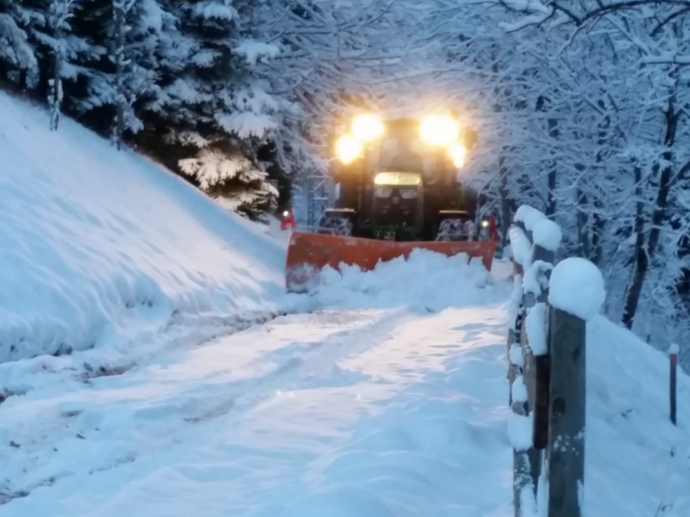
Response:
317,213,354,237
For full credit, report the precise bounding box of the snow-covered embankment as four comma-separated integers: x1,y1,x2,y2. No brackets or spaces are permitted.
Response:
0,90,291,364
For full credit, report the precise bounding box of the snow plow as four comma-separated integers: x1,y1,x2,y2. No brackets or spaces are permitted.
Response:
285,114,499,293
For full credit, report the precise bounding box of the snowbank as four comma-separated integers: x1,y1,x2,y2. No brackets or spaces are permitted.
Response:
0,90,291,362
585,316,690,515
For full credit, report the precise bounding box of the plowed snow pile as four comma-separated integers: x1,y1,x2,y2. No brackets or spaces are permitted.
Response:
0,91,288,363
310,250,502,310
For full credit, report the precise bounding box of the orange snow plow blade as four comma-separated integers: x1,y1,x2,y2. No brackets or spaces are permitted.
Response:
285,231,498,293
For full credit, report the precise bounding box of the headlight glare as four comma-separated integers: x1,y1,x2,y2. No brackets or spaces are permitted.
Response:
352,114,384,142
419,115,460,146
335,135,362,164
448,143,467,168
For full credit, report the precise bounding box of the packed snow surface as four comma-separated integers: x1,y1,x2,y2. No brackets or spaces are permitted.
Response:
548,257,606,321
0,90,289,363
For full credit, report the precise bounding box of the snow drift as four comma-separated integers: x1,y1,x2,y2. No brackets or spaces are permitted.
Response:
0,90,288,362
584,316,690,515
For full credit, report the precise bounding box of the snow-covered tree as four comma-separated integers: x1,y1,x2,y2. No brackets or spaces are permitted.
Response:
44,0,76,130
179,139,279,220
0,0,39,87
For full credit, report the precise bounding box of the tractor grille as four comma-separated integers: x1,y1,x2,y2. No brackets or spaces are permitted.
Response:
372,187,418,227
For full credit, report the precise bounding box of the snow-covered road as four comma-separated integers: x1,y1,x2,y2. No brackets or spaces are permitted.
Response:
0,256,514,517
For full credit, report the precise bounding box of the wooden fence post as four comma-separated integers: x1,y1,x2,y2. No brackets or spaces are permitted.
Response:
545,306,586,517
508,205,595,517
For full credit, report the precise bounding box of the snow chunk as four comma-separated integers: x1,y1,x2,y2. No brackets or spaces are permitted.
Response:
508,274,523,330
669,343,680,355
522,260,552,298
509,226,532,268
512,374,528,403
514,205,546,231
548,258,606,321
508,412,533,451
525,303,548,355
532,218,562,251
509,344,524,367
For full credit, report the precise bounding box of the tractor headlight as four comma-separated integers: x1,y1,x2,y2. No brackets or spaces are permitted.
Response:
448,143,466,168
352,114,384,142
419,115,460,146
335,134,362,164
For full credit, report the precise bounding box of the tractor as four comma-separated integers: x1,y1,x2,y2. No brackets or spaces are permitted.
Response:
285,114,498,292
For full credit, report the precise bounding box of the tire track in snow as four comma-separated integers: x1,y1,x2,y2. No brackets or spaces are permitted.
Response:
0,307,421,504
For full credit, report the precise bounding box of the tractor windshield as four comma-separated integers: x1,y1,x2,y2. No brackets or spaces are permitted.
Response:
373,172,421,186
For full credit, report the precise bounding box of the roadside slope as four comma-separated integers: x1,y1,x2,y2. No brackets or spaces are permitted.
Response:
584,316,690,516
0,91,288,363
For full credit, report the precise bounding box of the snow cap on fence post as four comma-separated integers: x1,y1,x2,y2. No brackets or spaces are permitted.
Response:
548,257,606,321
532,218,562,252
514,205,546,232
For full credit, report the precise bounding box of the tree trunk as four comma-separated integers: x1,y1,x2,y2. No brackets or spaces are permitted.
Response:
546,117,558,217
576,184,590,258
622,95,677,328
113,0,125,150
498,154,512,249
48,0,70,131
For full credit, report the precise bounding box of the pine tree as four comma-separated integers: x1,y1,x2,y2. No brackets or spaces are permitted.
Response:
62,0,117,126
179,140,279,220
145,0,283,220
0,0,39,88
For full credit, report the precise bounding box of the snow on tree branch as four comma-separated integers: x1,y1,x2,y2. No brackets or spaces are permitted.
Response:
236,40,280,66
